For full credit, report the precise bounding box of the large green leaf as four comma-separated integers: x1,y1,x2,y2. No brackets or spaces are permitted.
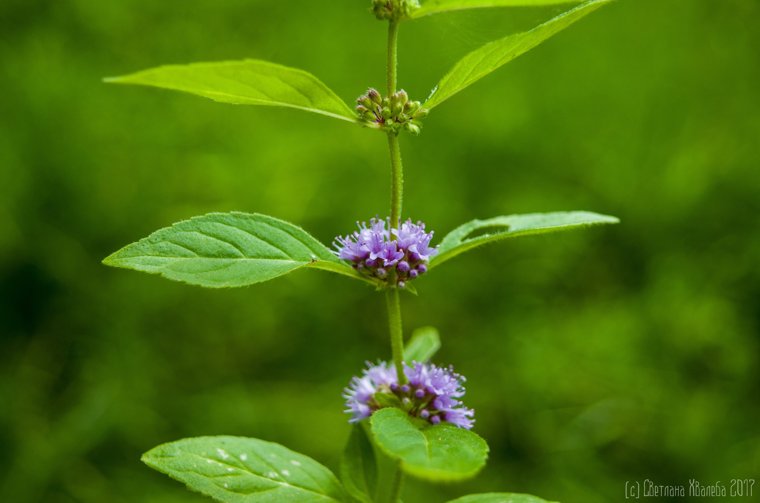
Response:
106,59,356,122
103,212,370,288
403,326,441,363
370,408,488,482
431,211,619,268
339,426,377,503
424,0,612,109
142,436,348,502
448,494,558,503
411,0,584,19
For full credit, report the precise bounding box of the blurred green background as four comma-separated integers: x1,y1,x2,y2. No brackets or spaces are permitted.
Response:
1,0,759,501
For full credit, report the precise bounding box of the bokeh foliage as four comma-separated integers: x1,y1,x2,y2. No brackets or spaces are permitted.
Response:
1,0,759,501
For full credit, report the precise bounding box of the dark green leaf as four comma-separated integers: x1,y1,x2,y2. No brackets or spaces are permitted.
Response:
142,436,348,502
370,408,488,482
411,0,584,19
103,212,371,288
106,59,356,122
340,426,377,503
403,327,441,363
448,494,558,503
424,0,612,109
431,211,619,268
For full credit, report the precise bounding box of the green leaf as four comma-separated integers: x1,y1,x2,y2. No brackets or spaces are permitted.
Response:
103,212,371,288
431,211,619,268
403,327,441,363
411,0,584,19
424,0,612,109
370,408,488,482
448,494,559,503
142,436,348,502
340,426,377,503
106,59,356,122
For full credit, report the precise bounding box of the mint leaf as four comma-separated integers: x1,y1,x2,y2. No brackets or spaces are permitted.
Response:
431,211,619,268
448,494,559,503
340,426,377,503
142,436,348,502
403,327,441,363
104,212,371,288
370,408,488,482
424,0,612,109
411,0,584,19
106,59,356,122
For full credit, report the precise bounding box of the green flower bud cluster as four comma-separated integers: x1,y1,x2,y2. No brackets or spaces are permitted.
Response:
356,88,428,135
371,0,420,21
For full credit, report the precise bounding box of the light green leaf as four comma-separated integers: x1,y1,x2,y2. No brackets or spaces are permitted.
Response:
448,494,559,503
370,408,488,482
340,426,377,503
424,0,612,109
403,327,441,363
142,436,348,502
431,211,619,268
103,212,371,288
106,59,356,122
411,0,584,19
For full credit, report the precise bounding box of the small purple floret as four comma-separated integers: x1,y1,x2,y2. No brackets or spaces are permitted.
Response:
343,361,475,429
333,217,438,287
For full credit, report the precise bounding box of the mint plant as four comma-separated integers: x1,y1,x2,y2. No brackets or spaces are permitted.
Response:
104,1,618,501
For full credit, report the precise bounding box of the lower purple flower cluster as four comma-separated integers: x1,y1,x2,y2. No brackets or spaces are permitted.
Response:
333,217,437,287
343,360,475,429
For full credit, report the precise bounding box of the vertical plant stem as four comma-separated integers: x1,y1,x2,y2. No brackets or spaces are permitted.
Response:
386,288,406,383
387,20,399,95
387,133,404,229
384,18,406,503
385,462,404,503
384,18,406,388
386,19,403,228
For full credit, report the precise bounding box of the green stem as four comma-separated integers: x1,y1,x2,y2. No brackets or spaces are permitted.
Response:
385,462,404,503
386,20,403,228
384,17,406,388
387,132,403,229
385,288,406,384
387,20,399,95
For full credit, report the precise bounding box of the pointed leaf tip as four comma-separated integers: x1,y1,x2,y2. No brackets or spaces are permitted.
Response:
103,212,370,288
411,0,588,19
432,211,619,268
424,0,614,108
106,59,356,122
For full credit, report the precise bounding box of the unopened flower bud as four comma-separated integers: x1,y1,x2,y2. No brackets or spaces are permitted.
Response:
354,89,429,134
359,96,374,109
367,88,382,104
404,122,421,135
395,90,409,106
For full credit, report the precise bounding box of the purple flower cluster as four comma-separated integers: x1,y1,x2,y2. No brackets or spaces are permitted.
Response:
343,360,475,429
333,218,438,287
